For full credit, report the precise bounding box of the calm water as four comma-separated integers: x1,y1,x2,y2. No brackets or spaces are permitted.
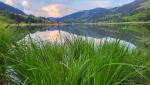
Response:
22,24,150,49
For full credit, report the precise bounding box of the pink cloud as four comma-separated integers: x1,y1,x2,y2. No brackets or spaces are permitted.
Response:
21,0,31,14
41,4,64,17
22,0,29,7
98,1,111,8
4,0,13,5
85,0,111,8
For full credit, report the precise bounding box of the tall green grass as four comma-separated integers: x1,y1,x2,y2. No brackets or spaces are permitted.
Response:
0,24,15,84
3,38,150,85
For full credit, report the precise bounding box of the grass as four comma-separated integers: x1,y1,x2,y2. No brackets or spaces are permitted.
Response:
0,25,16,84
0,16,18,84
0,16,8,84
1,15,150,84
2,37,150,85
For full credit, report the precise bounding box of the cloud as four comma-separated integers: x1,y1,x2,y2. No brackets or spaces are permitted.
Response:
36,1,111,17
2,0,112,17
22,0,29,7
98,0,111,8
4,0,13,5
86,0,111,8
21,0,32,14
41,4,65,17
23,8,32,14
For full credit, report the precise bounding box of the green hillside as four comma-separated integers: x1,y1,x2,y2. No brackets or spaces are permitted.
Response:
0,13,10,28
124,0,150,22
0,10,56,25
124,10,150,21
138,1,150,9
101,0,150,22
60,0,150,23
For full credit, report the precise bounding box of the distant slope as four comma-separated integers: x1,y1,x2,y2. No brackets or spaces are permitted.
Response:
93,0,150,22
60,8,111,22
0,2,25,15
112,0,149,15
0,10,56,24
122,0,150,22
139,0,150,9
0,13,9,27
48,17,60,22
123,11,150,21
0,2,56,24
60,0,150,23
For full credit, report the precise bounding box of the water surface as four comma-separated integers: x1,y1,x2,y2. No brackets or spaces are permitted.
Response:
22,24,150,49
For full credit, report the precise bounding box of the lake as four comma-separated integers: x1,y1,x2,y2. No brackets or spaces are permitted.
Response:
21,24,150,49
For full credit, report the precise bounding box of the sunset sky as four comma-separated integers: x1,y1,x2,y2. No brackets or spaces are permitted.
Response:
0,0,135,17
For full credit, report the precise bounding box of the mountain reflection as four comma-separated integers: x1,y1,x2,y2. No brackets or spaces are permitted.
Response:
21,24,150,48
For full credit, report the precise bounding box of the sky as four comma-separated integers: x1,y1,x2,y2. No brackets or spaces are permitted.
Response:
0,0,135,17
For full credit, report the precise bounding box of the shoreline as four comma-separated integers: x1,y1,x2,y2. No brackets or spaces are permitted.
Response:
10,23,59,27
62,22,150,25
5,22,150,28
97,22,150,25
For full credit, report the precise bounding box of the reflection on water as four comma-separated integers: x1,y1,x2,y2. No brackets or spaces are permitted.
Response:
22,24,150,49
30,30,61,42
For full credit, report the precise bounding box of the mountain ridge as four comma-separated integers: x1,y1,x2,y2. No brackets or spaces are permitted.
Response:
60,0,150,22
60,8,111,22
0,1,25,15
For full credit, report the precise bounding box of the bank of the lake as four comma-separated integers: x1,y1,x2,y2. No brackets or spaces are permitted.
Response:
10,23,59,27
67,22,150,25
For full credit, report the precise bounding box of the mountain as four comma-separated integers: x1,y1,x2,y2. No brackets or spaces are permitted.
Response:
0,2,56,24
60,8,111,22
60,0,150,22
0,2,25,15
48,17,60,22
112,0,149,15
94,0,150,22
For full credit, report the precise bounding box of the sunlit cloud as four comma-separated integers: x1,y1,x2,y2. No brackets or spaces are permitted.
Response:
4,0,13,5
0,0,134,17
98,1,111,8
84,0,111,8
31,1,111,17
24,8,32,14
21,0,32,14
22,0,28,7
41,4,65,17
